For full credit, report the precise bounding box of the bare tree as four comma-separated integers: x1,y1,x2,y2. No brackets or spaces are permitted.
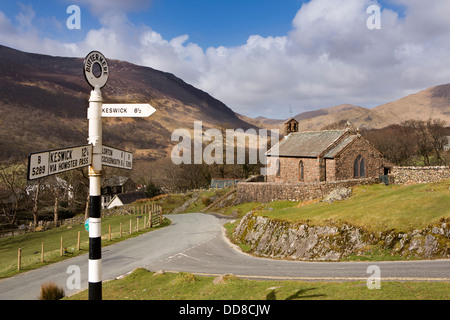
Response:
427,118,447,165
46,176,68,228
362,124,417,165
0,163,27,226
363,118,448,166
410,120,433,166
30,179,42,232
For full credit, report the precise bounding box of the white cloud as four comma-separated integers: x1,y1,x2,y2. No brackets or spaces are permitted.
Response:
15,3,35,30
1,0,450,119
0,5,79,57
74,0,152,16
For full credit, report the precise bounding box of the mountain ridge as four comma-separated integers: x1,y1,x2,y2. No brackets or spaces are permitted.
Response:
1,45,449,162
0,45,255,161
245,85,450,132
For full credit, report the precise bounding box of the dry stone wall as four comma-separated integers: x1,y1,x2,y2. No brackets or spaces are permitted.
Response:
236,178,378,204
391,166,450,184
233,212,450,261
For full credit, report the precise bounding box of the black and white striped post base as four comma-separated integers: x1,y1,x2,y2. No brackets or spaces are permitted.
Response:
88,85,103,300
88,195,102,300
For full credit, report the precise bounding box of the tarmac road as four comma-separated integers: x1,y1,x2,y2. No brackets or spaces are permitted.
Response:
0,212,449,300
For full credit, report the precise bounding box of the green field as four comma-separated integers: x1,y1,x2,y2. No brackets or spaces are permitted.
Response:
67,268,450,300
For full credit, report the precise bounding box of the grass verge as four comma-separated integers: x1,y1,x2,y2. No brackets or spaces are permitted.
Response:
66,268,450,300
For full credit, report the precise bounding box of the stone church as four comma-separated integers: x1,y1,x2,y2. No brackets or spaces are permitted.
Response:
266,119,392,183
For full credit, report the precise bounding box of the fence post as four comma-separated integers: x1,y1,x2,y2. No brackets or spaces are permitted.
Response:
129,219,132,235
77,231,80,252
148,210,152,228
41,242,44,263
18,248,21,271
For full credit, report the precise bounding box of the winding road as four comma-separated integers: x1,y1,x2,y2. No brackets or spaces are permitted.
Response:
0,212,449,299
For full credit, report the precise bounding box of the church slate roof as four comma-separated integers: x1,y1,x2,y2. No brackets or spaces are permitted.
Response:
267,130,357,158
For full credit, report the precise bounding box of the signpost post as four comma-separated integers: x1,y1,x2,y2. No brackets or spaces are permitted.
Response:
87,83,104,301
83,51,154,300
27,50,155,300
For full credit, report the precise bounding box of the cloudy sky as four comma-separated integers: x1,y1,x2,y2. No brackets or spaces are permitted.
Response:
1,0,450,119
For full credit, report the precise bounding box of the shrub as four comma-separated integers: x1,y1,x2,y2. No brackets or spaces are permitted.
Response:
39,282,65,300
202,197,212,207
145,182,162,198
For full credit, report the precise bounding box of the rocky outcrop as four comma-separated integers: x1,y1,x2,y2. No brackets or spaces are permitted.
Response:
321,187,352,203
233,212,450,261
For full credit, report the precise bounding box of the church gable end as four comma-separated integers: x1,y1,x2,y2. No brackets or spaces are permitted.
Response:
334,135,387,180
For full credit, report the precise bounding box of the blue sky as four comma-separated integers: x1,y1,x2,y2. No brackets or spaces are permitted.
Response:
0,0,304,48
0,0,448,119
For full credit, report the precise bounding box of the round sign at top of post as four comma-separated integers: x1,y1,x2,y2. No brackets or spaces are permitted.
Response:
83,51,109,89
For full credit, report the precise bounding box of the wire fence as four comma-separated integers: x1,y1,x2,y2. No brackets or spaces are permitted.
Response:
1,201,163,238
14,203,163,272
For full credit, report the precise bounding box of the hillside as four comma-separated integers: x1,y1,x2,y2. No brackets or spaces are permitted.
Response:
244,86,450,133
0,45,255,161
372,84,450,126
293,104,386,131
1,44,450,163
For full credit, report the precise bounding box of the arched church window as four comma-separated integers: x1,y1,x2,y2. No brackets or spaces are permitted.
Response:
299,160,304,181
354,155,366,178
275,158,281,177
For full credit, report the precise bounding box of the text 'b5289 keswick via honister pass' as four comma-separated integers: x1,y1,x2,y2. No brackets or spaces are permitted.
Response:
28,145,92,180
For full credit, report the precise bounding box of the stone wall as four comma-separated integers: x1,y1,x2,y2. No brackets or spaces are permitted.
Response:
233,212,450,261
236,178,378,204
391,166,450,184
268,157,321,184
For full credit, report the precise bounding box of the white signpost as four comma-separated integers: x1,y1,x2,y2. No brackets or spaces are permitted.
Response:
102,104,156,118
101,145,133,170
26,51,156,300
28,145,92,180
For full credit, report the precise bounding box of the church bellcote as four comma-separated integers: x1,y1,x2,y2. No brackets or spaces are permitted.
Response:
284,118,299,135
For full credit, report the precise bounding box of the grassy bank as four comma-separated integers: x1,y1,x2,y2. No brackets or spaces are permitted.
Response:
236,181,450,233
67,268,450,300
